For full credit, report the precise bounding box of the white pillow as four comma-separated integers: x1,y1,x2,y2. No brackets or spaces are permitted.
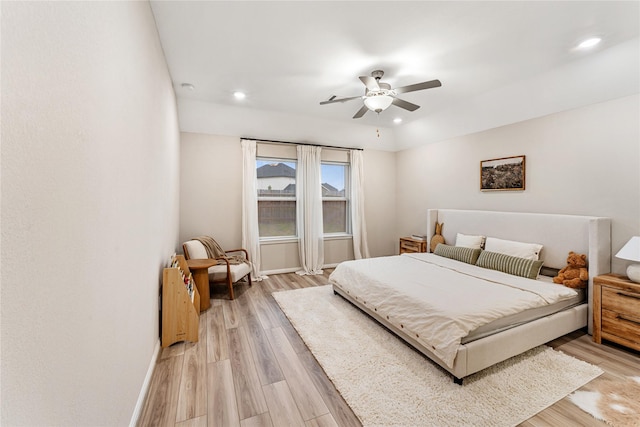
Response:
184,240,208,259
455,233,485,250
484,237,543,260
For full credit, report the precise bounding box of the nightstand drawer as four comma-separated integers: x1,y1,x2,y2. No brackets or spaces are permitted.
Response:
399,237,427,254
602,309,640,345
401,240,422,251
602,287,640,317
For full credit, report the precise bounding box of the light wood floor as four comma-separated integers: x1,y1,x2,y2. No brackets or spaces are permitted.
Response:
138,270,640,427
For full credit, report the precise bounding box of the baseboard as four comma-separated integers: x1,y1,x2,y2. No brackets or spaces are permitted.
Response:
261,267,299,275
262,263,339,276
129,339,161,427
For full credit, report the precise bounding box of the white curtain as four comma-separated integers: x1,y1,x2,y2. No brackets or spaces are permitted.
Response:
350,149,370,259
296,145,324,275
241,139,266,280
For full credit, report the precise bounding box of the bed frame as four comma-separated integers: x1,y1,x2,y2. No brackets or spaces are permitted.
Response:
333,209,611,383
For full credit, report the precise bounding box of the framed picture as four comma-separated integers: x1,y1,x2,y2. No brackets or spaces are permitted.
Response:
480,155,526,191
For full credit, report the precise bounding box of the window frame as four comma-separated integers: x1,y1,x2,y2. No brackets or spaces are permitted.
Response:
255,156,353,242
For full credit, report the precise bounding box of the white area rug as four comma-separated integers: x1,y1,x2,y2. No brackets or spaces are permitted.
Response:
570,376,640,427
273,285,604,427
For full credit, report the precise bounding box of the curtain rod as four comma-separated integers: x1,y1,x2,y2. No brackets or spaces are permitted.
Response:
241,137,363,152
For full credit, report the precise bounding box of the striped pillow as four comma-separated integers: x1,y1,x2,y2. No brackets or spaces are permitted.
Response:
434,244,481,265
476,250,543,279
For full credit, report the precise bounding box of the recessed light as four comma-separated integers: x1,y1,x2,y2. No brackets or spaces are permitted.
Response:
393,118,403,124
577,37,602,49
181,83,195,91
233,91,246,100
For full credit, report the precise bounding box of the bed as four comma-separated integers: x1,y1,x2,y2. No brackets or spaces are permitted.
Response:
329,209,611,383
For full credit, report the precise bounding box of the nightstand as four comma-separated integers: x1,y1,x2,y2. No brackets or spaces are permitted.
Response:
399,237,427,254
593,273,640,351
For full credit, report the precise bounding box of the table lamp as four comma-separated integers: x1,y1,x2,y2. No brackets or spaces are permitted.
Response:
615,236,640,283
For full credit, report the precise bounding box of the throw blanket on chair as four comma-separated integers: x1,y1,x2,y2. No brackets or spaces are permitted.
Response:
195,236,247,265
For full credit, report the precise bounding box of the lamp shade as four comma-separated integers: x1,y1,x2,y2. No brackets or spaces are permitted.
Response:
616,236,640,262
364,94,393,112
616,236,640,283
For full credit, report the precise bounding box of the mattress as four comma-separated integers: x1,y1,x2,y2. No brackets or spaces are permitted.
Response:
462,288,585,343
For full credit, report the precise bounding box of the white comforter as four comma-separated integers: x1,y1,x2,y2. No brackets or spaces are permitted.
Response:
328,253,578,368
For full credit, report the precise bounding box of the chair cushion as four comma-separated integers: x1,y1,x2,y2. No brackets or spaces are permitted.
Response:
184,240,208,259
208,262,252,283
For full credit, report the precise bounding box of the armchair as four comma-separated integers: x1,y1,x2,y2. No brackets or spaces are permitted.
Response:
182,238,252,300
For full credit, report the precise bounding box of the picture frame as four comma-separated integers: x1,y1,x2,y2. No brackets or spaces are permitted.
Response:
480,155,526,191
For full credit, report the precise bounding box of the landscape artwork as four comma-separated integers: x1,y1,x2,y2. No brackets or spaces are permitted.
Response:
480,155,526,191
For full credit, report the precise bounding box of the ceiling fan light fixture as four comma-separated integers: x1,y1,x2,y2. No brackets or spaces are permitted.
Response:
364,93,394,112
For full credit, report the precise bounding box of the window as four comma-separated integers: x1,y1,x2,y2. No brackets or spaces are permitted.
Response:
321,162,350,235
256,157,351,239
256,158,297,238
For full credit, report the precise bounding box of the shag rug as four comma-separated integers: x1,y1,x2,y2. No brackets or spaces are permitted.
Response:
569,376,640,426
273,285,604,427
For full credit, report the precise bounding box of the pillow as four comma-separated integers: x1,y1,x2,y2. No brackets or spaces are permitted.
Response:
434,243,481,265
455,233,485,250
476,250,544,279
184,240,208,259
484,237,543,260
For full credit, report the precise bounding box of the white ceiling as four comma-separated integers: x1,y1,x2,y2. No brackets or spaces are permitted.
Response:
150,1,639,150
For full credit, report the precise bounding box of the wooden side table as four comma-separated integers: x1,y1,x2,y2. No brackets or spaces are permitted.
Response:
186,259,218,312
593,273,640,351
399,237,427,254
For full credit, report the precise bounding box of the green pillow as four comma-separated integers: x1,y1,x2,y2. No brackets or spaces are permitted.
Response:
434,244,481,265
476,250,543,279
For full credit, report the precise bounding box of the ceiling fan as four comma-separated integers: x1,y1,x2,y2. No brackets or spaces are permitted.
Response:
320,70,442,119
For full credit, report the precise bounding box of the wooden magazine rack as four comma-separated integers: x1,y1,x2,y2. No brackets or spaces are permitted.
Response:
162,255,200,347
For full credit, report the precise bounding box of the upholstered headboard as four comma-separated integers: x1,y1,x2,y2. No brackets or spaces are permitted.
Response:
426,209,611,334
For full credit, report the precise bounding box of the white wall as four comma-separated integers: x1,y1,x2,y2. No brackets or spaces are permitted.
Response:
1,2,179,425
396,94,640,274
179,132,397,272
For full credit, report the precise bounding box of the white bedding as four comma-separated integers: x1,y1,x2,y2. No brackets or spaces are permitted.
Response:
328,252,579,367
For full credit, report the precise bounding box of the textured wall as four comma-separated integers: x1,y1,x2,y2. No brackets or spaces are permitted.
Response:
179,132,398,272
396,94,640,274
1,2,179,425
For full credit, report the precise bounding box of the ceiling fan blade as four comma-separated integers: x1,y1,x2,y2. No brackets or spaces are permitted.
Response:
392,97,420,112
394,79,442,94
352,105,369,119
319,95,362,105
359,76,380,91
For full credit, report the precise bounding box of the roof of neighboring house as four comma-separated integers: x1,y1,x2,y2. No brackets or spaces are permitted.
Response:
321,183,338,192
257,162,295,178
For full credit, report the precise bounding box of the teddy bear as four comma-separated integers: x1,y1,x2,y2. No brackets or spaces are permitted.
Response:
553,251,589,288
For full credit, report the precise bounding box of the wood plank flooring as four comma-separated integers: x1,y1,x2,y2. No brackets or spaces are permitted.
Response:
138,271,640,426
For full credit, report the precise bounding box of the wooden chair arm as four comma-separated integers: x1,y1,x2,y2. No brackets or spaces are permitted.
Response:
224,248,250,261
215,257,233,277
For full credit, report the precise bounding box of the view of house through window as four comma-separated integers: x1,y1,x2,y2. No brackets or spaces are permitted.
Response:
256,157,350,238
257,159,297,237
322,162,349,234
